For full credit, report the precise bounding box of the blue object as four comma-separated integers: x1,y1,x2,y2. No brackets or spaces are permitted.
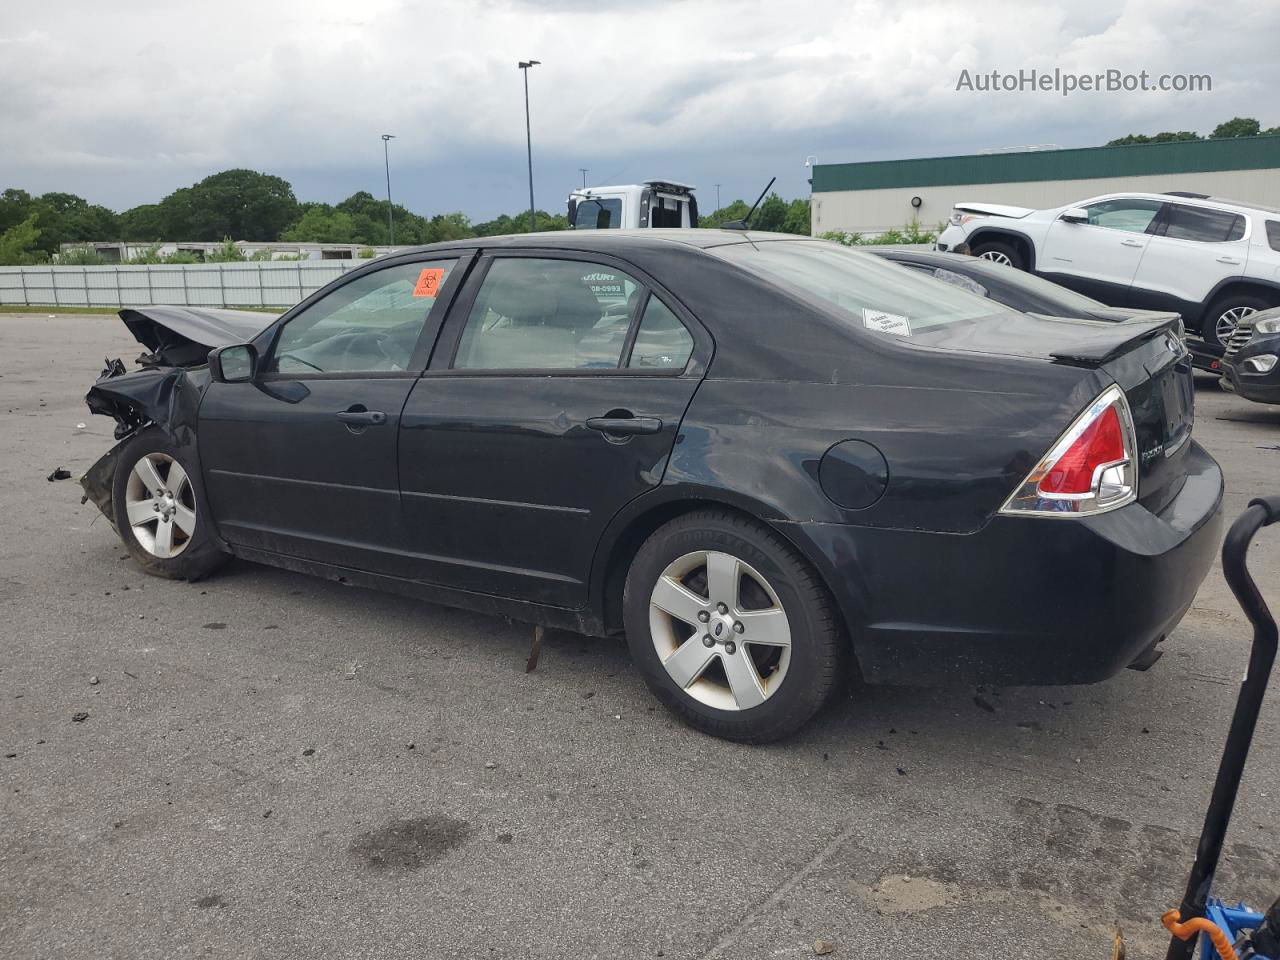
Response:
1200,897,1269,959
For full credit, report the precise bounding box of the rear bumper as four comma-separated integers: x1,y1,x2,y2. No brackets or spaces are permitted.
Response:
786,441,1224,686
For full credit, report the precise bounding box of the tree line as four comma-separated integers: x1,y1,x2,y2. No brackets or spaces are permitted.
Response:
0,169,815,265
1106,115,1278,146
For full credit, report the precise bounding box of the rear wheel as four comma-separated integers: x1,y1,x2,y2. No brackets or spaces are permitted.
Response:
970,238,1024,270
1203,293,1269,349
623,510,845,742
112,428,227,581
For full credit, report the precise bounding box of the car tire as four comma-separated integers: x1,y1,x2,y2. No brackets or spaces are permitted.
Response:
970,239,1024,270
1203,293,1271,349
111,428,227,581
623,510,845,742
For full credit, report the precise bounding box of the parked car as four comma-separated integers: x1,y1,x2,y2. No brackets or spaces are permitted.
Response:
80,231,1223,742
868,248,1231,373
869,246,1184,323
935,192,1280,349
1220,305,1280,404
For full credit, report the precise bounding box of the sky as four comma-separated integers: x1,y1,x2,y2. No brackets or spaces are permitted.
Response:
2,0,1278,221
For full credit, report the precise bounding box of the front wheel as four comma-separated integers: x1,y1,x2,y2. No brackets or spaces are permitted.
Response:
111,428,227,581
970,238,1025,270
623,510,845,742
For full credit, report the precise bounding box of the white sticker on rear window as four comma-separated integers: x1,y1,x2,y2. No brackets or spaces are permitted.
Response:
862,308,912,336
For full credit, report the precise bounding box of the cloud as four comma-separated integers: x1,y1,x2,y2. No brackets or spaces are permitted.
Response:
0,0,1275,218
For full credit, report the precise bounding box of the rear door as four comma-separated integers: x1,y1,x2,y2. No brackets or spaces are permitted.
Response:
198,254,471,574
394,251,710,607
1038,197,1166,301
1129,202,1248,321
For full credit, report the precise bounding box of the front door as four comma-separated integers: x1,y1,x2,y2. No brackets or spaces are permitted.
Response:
198,255,468,574
1038,197,1166,302
395,252,708,607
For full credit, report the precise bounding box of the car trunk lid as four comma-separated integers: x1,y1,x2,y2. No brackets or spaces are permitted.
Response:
910,311,1193,512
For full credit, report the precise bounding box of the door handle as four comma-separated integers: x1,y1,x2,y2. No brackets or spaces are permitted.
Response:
1120,239,1144,247
335,409,387,426
586,416,663,436
1217,256,1241,265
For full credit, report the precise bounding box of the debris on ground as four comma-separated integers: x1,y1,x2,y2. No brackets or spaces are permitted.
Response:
47,467,72,482
973,694,996,713
484,761,498,769
89,676,99,686
896,767,907,776
71,711,89,722
496,832,513,844
814,939,836,955
302,748,315,757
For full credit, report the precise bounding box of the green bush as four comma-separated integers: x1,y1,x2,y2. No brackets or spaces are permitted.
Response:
818,219,937,247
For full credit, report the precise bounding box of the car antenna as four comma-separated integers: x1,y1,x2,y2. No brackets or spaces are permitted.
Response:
720,177,776,231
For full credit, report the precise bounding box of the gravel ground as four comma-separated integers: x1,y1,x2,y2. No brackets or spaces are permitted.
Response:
2,312,1279,960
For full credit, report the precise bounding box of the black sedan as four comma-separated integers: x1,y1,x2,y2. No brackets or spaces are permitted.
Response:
1221,306,1280,404
80,231,1224,742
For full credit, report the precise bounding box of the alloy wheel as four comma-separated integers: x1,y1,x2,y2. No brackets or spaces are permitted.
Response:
978,250,1013,266
648,550,792,711
1216,305,1257,345
124,453,196,558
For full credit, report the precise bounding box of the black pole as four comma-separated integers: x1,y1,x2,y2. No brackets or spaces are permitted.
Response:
521,64,537,232
1165,497,1280,960
381,134,395,247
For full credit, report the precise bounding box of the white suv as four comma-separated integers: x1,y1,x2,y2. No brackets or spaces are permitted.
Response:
935,192,1280,347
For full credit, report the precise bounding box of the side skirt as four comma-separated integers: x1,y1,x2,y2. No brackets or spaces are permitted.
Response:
229,544,611,638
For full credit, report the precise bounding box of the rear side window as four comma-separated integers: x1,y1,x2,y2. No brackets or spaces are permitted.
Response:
453,258,636,370
628,296,694,370
1267,221,1280,253
1162,204,1246,243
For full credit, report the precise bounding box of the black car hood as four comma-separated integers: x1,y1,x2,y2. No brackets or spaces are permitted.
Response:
909,311,1182,366
120,306,278,367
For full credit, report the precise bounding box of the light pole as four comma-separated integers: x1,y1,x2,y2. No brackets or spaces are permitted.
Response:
381,134,396,246
804,155,817,189
579,168,588,189
715,183,721,211
518,60,540,231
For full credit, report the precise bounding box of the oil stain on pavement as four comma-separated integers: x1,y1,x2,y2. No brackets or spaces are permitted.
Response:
349,815,471,871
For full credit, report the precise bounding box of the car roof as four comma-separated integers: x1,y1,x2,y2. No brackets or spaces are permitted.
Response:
391,229,813,257
1080,192,1280,217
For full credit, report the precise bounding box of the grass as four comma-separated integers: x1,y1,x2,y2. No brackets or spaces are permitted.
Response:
0,304,283,315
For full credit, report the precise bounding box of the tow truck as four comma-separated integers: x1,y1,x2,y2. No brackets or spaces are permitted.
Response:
567,180,699,230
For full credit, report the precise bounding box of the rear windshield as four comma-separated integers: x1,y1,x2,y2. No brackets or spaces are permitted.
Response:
963,259,1106,312
710,240,1006,335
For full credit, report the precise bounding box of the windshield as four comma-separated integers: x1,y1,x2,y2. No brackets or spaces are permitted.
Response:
709,240,1007,335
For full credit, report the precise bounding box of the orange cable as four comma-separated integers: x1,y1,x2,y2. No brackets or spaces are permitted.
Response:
1161,909,1239,960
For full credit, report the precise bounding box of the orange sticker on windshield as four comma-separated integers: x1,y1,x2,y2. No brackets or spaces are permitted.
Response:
412,267,445,298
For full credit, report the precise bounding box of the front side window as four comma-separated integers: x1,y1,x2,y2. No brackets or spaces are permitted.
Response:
710,241,1002,334
573,198,622,229
1268,221,1280,253
1162,204,1246,243
453,258,638,370
1082,198,1164,233
270,260,455,374
628,296,694,370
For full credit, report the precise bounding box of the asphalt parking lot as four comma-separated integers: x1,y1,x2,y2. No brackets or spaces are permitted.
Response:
3,312,1280,960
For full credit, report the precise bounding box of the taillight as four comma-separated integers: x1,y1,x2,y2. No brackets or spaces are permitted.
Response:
1000,385,1137,517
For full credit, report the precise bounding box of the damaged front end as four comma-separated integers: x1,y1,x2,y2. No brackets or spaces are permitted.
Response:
80,306,276,525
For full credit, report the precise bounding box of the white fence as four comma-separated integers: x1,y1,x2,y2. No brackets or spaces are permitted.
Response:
0,260,378,309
